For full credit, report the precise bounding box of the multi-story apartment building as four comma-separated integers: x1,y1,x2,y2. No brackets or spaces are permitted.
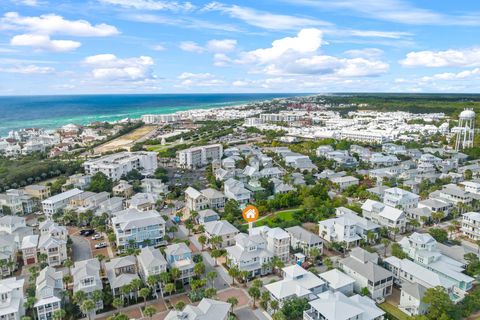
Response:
111,208,165,250
24,185,51,200
141,114,180,124
41,188,83,216
461,211,480,240
176,144,223,169
83,152,158,180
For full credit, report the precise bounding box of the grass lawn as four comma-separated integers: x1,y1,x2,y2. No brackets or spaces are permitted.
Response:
255,208,301,227
145,144,172,152
379,302,410,320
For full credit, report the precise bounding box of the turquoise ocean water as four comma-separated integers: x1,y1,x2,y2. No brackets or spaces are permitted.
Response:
0,93,301,136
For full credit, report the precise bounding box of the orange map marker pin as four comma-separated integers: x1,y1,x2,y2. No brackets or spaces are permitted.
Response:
242,205,259,223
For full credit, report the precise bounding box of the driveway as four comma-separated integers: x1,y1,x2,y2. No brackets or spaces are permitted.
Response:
71,235,92,262
199,250,230,290
235,306,258,320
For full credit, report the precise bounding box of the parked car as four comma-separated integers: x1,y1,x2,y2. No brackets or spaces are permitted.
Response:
95,242,107,249
91,234,103,240
80,229,95,236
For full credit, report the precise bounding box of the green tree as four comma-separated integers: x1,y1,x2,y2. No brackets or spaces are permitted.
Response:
381,238,390,257
139,287,150,309
391,243,407,259
52,309,66,320
248,286,261,309
80,299,96,320
112,297,124,314
198,235,207,251
164,283,175,296
143,306,157,319
227,297,238,314
206,271,217,288
360,287,370,297
280,297,309,320
194,262,205,277
87,172,113,193
422,286,458,320
175,301,186,311
228,266,240,286
270,299,280,315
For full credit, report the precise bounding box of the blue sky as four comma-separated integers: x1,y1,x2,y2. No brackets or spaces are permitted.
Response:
1,0,480,95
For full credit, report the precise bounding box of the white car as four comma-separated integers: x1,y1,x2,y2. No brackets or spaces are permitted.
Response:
91,234,103,240
95,242,107,249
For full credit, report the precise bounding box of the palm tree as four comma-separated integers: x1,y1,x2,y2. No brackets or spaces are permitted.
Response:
210,249,223,266
198,235,207,251
164,283,175,296
120,284,132,304
80,299,96,320
143,306,157,319
240,270,249,287
308,247,321,262
323,257,333,270
52,309,66,320
448,225,457,239
130,278,142,302
366,231,375,244
170,268,180,288
409,219,420,232
206,271,217,288
73,290,87,306
139,287,150,309
112,297,124,315
228,266,240,286
209,235,222,250
248,286,261,309
92,290,103,311
227,296,238,314
194,262,205,277
381,238,390,257
270,300,279,315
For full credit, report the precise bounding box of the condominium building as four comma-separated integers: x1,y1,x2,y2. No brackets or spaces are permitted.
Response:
176,144,223,169
41,188,83,216
83,152,158,180
141,114,180,124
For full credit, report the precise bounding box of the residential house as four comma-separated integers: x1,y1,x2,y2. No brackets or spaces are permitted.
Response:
72,258,103,311
141,178,169,195
0,277,25,320
164,243,195,284
330,176,359,191
399,233,474,292
383,187,419,210
164,298,230,320
126,193,159,211
304,291,385,320
362,200,406,233
104,256,139,297
35,267,64,320
21,234,39,266
41,188,83,216
285,226,323,256
340,248,393,300
250,226,291,263
335,207,381,243
318,269,355,296
223,178,251,207
204,220,239,249
265,265,326,308
37,220,67,267
461,211,480,240
24,185,50,200
200,188,225,210
137,247,167,297
112,181,133,198
184,187,208,212
319,216,361,248
399,282,429,316
197,209,219,225
111,208,166,249
226,233,273,278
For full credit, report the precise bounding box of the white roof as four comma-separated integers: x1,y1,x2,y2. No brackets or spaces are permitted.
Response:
204,220,239,237
42,188,83,204
165,298,230,320
463,211,480,221
308,291,364,320
21,234,39,249
319,269,355,290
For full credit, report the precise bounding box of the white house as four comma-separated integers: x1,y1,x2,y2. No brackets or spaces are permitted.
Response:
226,233,273,278
362,199,406,233
399,282,429,316
137,247,167,297
383,187,419,210
304,291,385,320
204,220,239,249
164,298,230,320
224,178,251,207
285,226,323,256
72,258,103,311
164,243,195,284
250,226,291,263
461,211,480,240
330,176,359,191
35,267,64,320
111,208,166,249
319,216,361,248
340,248,393,300
0,277,25,320
318,269,355,296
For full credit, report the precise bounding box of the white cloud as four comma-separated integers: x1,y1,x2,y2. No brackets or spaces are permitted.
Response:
179,41,205,53
84,54,155,81
11,0,40,6
1,12,119,36
226,28,388,78
287,0,480,26
0,64,54,74
344,48,384,58
421,68,480,82
400,48,480,68
204,2,331,30
239,28,323,64
206,39,236,52
11,34,81,52
152,44,166,51
213,53,232,67
177,72,225,86
99,0,195,11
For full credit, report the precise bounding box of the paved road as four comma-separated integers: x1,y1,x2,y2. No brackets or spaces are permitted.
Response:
236,306,258,320
71,235,92,262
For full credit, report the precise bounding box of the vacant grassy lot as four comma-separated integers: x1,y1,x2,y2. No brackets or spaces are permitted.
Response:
379,302,410,320
255,208,301,227
94,126,156,154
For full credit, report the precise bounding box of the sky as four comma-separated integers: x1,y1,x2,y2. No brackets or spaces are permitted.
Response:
1,0,480,95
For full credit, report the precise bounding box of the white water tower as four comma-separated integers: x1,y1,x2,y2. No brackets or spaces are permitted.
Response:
455,108,476,151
